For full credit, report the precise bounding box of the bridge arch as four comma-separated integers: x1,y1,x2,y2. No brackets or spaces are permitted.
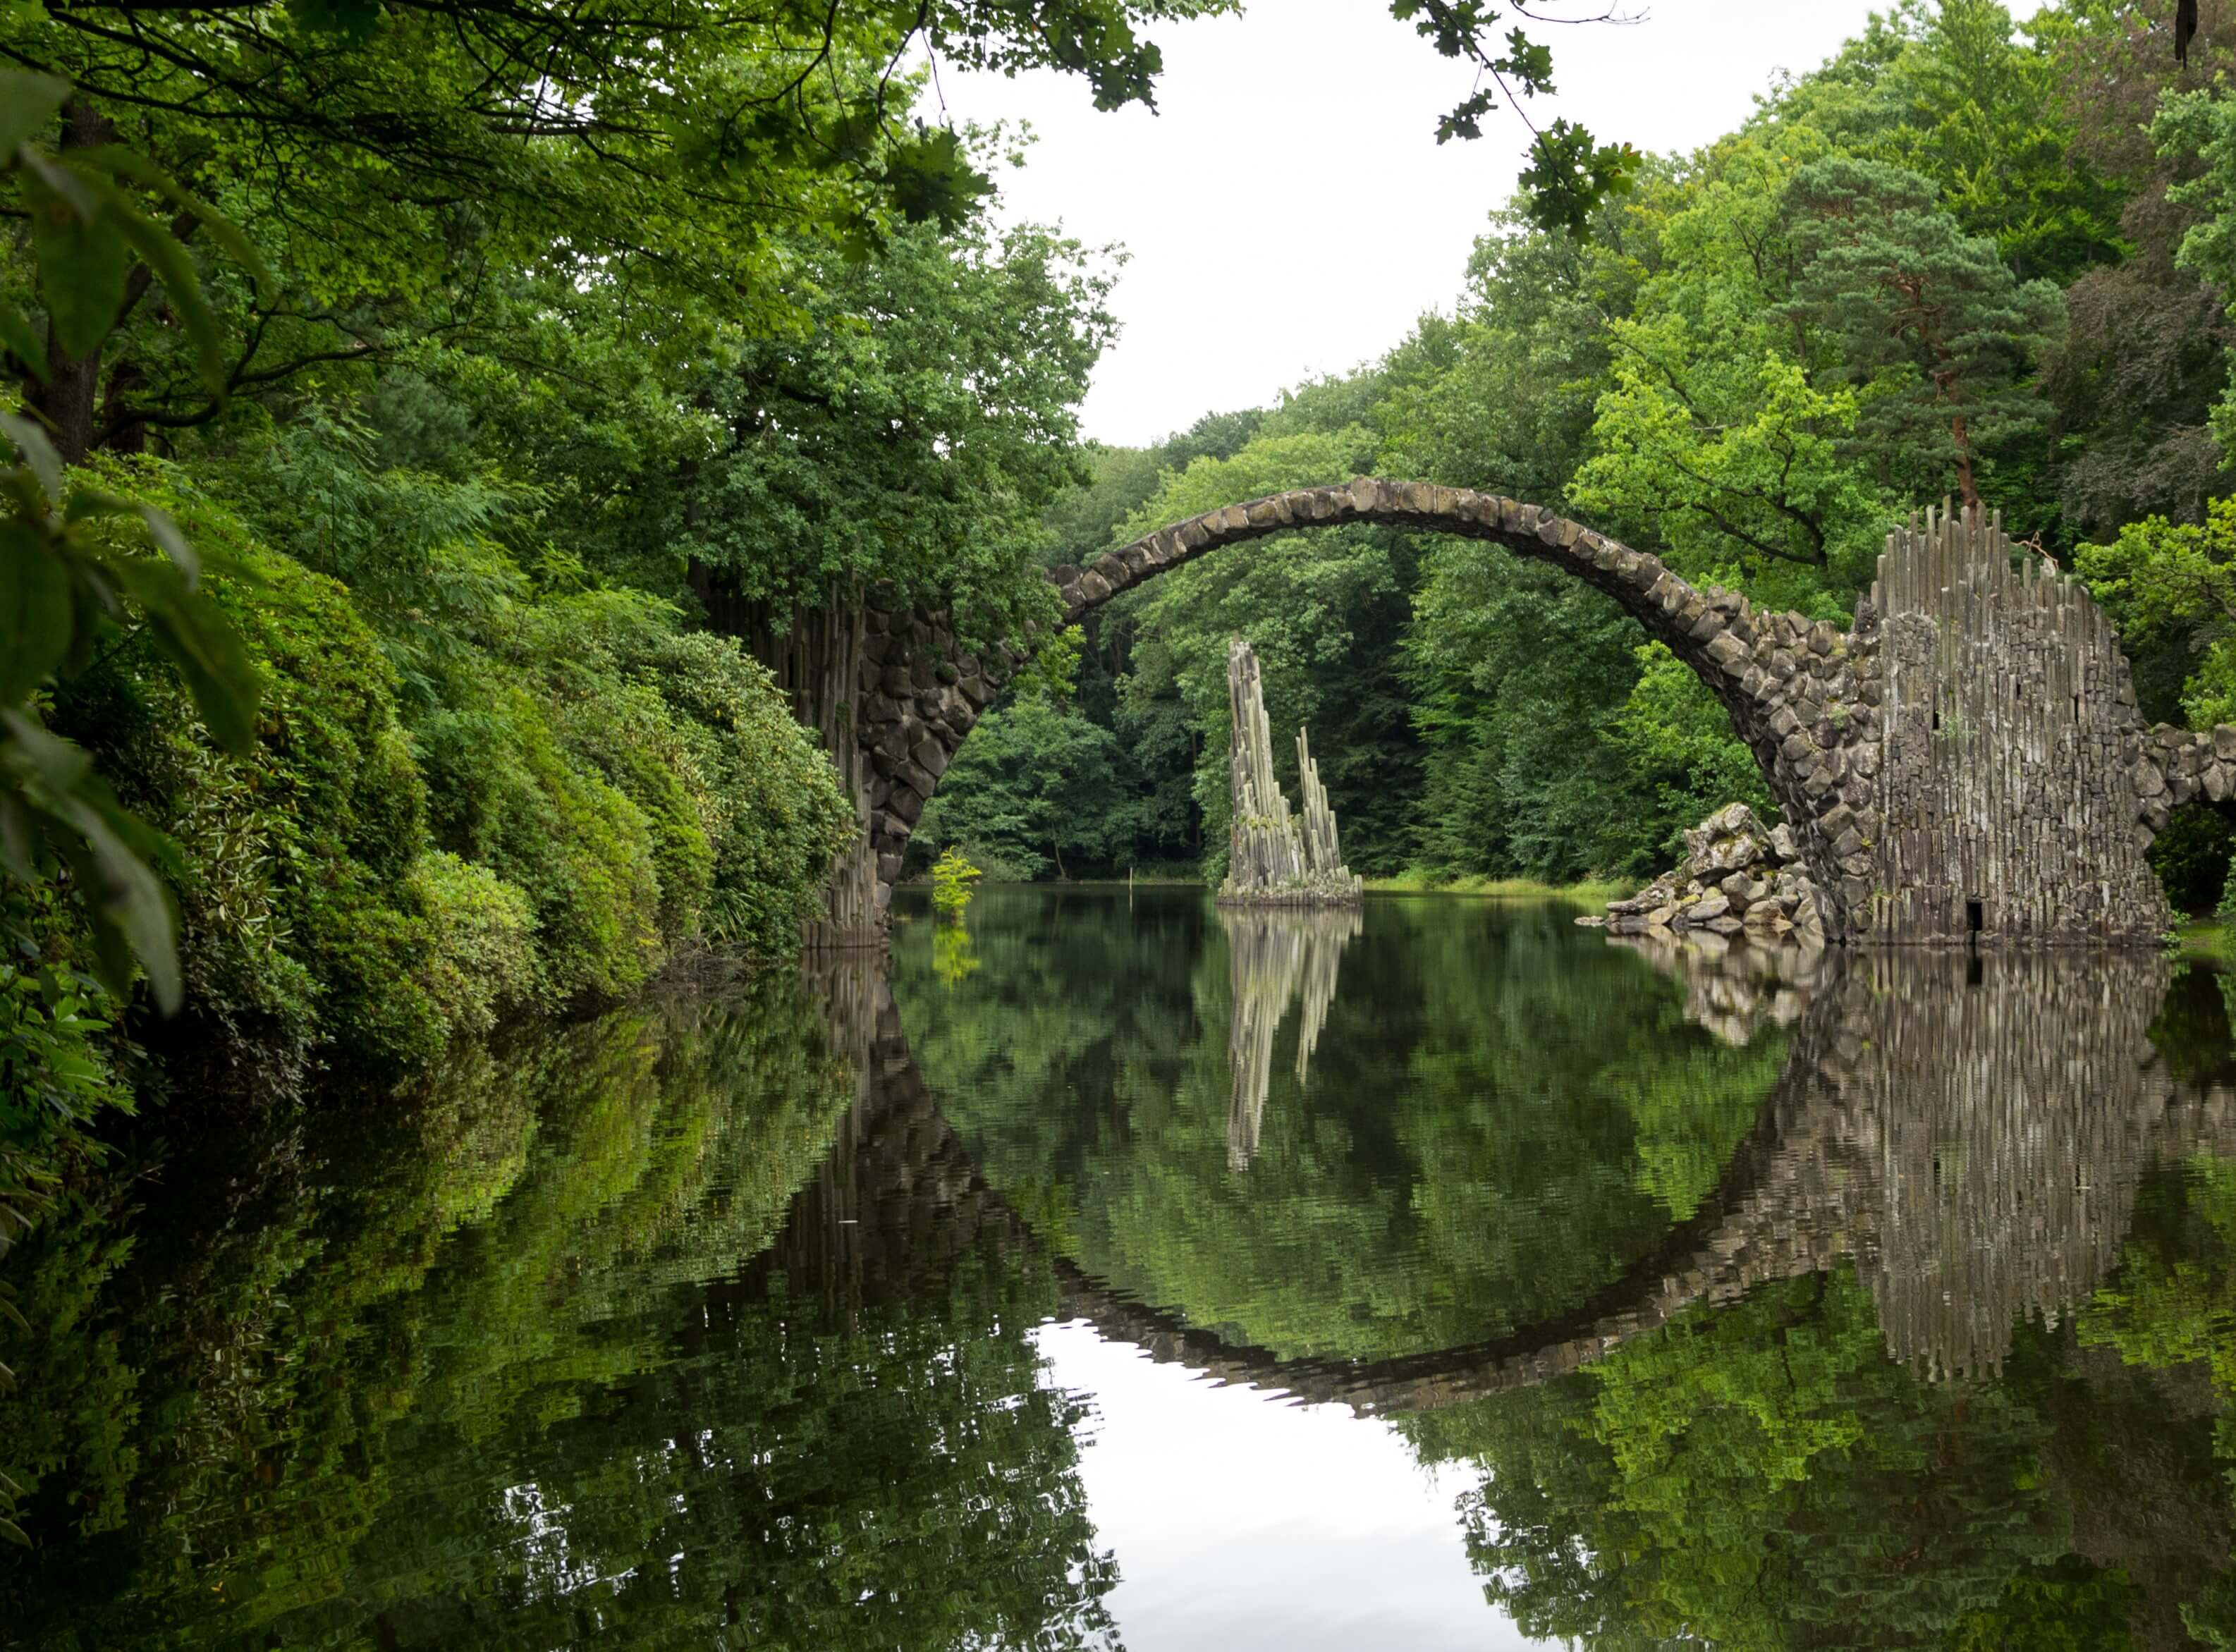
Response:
856,478,1871,936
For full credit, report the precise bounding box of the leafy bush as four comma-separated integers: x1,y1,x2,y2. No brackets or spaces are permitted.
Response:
931,849,984,919
411,682,666,1010
402,853,536,1040
46,453,849,1082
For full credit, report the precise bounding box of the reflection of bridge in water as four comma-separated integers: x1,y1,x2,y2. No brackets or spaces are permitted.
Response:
790,945,2236,1412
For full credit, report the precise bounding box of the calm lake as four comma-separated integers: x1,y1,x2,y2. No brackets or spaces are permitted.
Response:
8,886,2236,1648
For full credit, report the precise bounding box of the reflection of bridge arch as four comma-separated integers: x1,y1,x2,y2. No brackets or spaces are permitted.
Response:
793,950,2236,1414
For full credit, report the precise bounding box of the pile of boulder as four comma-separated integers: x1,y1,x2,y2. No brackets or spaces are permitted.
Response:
1579,803,1826,947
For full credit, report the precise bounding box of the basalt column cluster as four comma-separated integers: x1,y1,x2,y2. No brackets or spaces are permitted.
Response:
1219,637,1363,906
1857,506,2180,945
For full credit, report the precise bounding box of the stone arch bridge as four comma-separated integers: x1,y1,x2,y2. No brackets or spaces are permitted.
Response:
838,481,2236,946
779,947,2236,1415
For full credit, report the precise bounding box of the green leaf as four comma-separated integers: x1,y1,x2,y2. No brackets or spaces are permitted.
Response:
110,197,228,397
78,146,274,290
0,708,90,793
108,558,260,753
0,73,66,157
876,126,994,230
0,412,64,506
19,154,128,360
0,301,47,381
135,504,200,584
53,794,181,1014
0,527,71,700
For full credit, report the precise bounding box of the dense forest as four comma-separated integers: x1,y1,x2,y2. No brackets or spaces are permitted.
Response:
919,0,2236,908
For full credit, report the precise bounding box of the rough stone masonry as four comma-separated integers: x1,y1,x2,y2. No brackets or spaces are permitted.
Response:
840,482,2225,947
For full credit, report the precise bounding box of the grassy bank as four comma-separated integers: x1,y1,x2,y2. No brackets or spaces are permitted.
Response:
1364,872,1633,907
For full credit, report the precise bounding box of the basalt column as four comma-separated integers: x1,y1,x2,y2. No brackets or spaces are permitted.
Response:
1858,506,2173,945
1220,637,1363,906
708,585,882,949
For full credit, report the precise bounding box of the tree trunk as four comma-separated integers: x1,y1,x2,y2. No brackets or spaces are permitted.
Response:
1950,414,1979,510
698,568,883,949
30,100,118,465
34,343,102,465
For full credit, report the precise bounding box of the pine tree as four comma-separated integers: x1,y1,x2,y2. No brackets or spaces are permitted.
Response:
1785,157,2063,508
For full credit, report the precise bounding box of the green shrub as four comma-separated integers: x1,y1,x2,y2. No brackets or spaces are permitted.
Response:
34,451,848,1100
530,597,852,957
403,853,537,1039
931,849,984,919
413,682,664,1008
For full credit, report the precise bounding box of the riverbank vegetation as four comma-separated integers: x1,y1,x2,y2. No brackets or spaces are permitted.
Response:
0,0,1283,1249
11,0,2236,1464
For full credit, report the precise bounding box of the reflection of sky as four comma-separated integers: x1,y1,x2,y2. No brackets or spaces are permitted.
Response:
1034,1321,1546,1651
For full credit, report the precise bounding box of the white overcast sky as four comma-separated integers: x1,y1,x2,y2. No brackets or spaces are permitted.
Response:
937,0,2048,447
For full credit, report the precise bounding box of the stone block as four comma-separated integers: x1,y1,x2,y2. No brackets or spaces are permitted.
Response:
1705,632,1749,672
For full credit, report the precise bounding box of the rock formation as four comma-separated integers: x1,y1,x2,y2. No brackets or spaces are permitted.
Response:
1220,637,1363,905
1582,802,1828,946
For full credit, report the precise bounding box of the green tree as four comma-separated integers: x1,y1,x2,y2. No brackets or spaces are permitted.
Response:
2076,497,2236,728
915,696,1136,879
1785,154,2065,511
0,0,1232,463
1110,425,1420,874
666,219,1116,640
1568,133,1888,601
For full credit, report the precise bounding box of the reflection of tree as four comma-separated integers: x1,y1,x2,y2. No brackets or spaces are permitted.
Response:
0,975,1119,1651
933,920,981,986
1218,905,1361,1168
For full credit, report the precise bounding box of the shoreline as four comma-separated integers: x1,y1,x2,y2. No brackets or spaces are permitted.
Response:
1362,874,1634,907
899,875,1632,906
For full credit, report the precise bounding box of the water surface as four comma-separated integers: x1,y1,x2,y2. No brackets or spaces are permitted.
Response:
7,886,2236,1648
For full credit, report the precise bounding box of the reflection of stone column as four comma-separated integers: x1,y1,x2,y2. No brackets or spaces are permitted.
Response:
785,955,1023,1315
1607,937,2188,1381
1837,951,2176,1381
1221,906,1363,1169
